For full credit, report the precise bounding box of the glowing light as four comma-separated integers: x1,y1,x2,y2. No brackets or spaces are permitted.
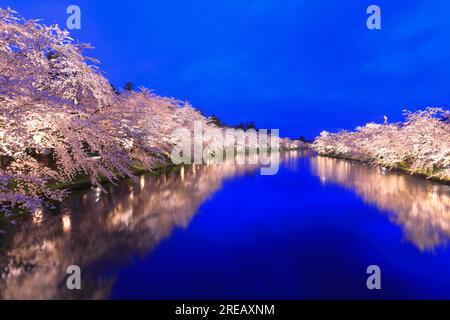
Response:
62,215,71,233
33,208,43,225
180,166,185,181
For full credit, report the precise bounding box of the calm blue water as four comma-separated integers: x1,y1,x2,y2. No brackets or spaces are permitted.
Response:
1,153,450,299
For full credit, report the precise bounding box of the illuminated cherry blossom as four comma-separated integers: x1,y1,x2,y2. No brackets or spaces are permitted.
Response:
313,108,450,180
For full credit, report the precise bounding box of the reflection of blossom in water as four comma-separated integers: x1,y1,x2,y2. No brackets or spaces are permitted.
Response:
311,156,450,251
0,152,300,299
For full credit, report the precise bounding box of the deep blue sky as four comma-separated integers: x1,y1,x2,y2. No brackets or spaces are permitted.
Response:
3,0,450,138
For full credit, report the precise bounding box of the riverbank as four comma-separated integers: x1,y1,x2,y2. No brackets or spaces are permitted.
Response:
315,152,450,185
312,108,450,184
49,145,306,192
0,163,175,234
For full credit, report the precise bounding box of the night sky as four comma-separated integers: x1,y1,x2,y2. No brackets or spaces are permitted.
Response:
3,0,450,139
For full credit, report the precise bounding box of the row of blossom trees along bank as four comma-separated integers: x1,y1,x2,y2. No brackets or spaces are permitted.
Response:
0,8,302,215
313,108,450,181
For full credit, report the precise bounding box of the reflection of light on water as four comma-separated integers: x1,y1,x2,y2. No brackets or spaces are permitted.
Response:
109,203,134,227
180,166,185,181
62,215,71,233
94,187,101,202
0,151,304,299
311,156,450,251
